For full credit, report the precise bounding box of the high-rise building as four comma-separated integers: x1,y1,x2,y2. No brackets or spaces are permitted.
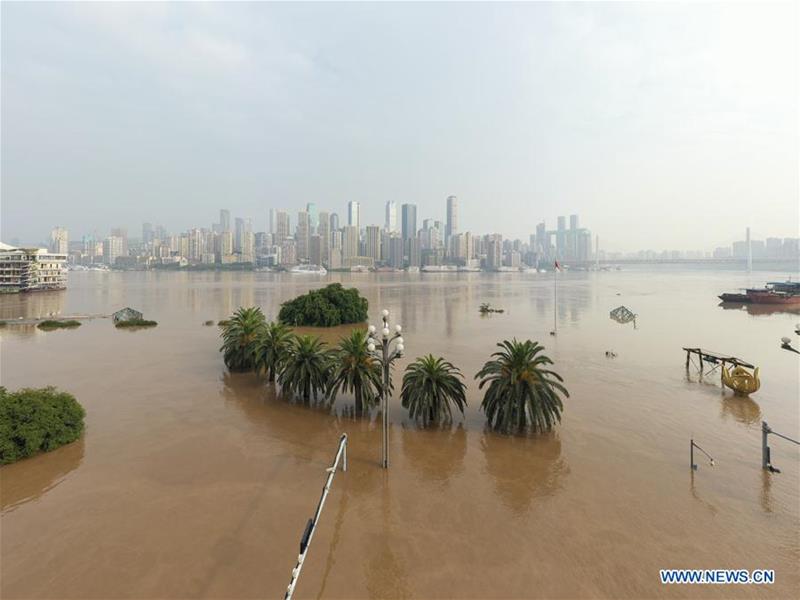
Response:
504,251,521,268
577,230,591,262
385,201,397,232
450,232,474,263
407,236,421,268
296,211,310,260
49,227,68,254
365,225,381,262
330,213,339,232
276,211,290,244
216,230,234,263
445,195,458,245
570,214,579,231
388,235,404,269
556,216,566,259
535,222,547,256
401,204,417,241
187,229,203,261
486,235,502,270
310,235,323,267
420,225,440,250
220,209,231,232
110,228,128,257
306,203,318,229
331,230,342,251
234,218,245,252
317,211,330,266
347,201,360,230
255,232,270,251
281,240,297,266
269,209,278,234
103,236,124,266
142,223,154,245
342,225,359,259
241,221,255,263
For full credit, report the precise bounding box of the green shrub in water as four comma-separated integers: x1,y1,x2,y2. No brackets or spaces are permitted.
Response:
115,319,158,328
37,320,81,331
0,387,86,464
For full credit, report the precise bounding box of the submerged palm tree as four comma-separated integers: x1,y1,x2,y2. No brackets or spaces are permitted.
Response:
475,339,568,434
327,329,382,413
278,335,331,401
401,355,468,426
219,307,266,371
254,321,294,382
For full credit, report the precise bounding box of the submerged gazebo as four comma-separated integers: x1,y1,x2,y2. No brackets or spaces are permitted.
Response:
112,307,143,324
609,305,637,324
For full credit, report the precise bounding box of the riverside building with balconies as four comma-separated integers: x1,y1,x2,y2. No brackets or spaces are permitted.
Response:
0,243,67,293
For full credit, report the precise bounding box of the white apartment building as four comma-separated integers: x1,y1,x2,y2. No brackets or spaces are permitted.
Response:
0,243,68,292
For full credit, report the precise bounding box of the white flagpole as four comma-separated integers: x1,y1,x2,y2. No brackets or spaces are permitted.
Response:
553,263,557,334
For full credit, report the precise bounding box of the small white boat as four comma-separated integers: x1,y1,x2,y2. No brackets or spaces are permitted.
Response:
406,266,420,273
289,264,327,274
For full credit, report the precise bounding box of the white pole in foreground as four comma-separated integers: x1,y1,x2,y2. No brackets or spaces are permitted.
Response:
284,433,348,600
553,264,558,334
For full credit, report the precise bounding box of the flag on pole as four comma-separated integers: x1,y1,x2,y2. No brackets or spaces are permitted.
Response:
554,260,561,271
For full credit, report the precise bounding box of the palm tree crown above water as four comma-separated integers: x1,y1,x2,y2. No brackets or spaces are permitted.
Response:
327,329,383,413
475,339,568,434
219,306,266,372
401,354,468,427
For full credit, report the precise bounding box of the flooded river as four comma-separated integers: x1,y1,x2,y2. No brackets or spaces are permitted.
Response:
1,269,798,599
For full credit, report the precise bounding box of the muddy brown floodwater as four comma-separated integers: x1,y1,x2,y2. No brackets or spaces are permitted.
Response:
1,269,798,599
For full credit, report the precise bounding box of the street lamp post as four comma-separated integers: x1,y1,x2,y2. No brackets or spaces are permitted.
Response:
367,309,404,469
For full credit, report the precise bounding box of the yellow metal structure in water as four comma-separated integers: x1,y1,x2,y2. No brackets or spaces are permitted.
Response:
722,365,761,395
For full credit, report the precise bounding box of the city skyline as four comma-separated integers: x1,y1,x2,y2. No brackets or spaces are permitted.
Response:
28,200,799,274
10,198,797,260
2,2,797,251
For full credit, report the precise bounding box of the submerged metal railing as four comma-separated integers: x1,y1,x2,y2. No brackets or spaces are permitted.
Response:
284,433,348,600
761,421,799,474
690,438,715,470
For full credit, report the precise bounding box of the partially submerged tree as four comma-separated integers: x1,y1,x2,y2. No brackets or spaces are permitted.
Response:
475,339,568,434
254,321,295,382
401,354,468,427
219,307,266,371
327,329,382,412
278,335,332,401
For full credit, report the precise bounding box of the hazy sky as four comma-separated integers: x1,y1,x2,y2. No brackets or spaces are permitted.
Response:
2,1,797,251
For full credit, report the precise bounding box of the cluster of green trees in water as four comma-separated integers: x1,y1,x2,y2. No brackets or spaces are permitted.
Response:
0,387,86,464
278,283,369,327
220,306,569,434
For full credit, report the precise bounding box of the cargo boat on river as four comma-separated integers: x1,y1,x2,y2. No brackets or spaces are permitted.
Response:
719,280,800,305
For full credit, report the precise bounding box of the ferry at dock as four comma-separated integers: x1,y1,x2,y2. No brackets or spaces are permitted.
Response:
288,264,327,275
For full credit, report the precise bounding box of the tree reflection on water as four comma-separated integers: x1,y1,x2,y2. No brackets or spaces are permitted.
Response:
400,424,467,483
481,431,567,516
1,436,85,512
